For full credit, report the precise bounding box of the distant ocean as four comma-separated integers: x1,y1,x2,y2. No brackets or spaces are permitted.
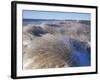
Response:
23,19,90,26
23,19,59,25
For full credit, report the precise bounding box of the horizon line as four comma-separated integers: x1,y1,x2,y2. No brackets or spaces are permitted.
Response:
23,18,91,21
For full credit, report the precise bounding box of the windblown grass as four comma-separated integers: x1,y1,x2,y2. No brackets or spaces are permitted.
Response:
23,20,90,69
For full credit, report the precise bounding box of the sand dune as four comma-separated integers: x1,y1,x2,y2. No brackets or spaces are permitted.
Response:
22,20,90,69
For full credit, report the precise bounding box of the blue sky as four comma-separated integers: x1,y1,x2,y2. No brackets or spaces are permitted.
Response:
23,10,91,20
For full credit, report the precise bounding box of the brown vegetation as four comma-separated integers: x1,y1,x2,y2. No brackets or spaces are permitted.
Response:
23,20,90,69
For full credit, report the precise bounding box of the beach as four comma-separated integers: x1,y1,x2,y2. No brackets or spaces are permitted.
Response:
22,19,91,69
